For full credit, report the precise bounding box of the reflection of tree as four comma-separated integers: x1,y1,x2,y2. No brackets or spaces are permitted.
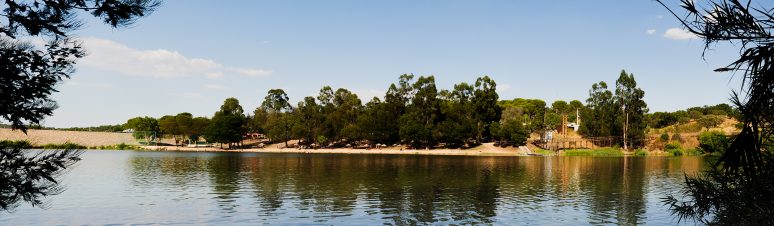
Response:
207,154,243,213
127,153,704,224
580,157,647,225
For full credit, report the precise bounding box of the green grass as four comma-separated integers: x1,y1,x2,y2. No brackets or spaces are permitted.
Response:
563,148,624,156
532,149,555,156
42,142,87,149
634,149,649,156
94,143,141,150
0,140,33,148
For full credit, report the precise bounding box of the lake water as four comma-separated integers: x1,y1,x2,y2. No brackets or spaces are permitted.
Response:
1,151,705,225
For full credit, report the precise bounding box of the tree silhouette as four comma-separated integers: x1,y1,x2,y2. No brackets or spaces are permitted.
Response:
658,0,774,224
0,0,159,212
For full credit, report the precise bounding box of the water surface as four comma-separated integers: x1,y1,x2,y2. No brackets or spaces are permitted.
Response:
1,151,704,225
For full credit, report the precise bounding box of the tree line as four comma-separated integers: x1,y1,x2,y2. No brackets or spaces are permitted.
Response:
121,71,668,150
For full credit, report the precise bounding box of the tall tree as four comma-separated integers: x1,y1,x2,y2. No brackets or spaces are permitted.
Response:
472,76,501,142
435,83,476,147
206,98,246,148
399,76,440,148
580,81,615,137
261,89,294,147
293,96,323,144
614,70,648,150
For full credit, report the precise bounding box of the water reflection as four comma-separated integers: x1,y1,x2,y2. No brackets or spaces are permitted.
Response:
127,153,703,225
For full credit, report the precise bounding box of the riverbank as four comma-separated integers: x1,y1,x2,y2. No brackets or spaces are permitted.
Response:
140,143,529,156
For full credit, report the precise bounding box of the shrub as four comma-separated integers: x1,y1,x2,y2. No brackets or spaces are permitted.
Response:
665,142,683,156
659,133,670,142
698,131,730,153
684,149,702,156
634,149,649,156
0,140,32,149
43,142,87,149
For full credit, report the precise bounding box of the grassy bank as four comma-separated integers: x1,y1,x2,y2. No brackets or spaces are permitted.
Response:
563,148,624,156
2,140,141,150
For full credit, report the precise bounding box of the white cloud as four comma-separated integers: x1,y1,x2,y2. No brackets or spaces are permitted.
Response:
663,28,697,40
203,84,227,90
80,37,272,79
228,68,272,77
647,29,656,35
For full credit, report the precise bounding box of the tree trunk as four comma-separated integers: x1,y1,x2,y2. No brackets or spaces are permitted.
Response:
623,111,629,150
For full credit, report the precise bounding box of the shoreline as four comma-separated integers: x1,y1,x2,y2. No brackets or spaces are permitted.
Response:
138,145,530,156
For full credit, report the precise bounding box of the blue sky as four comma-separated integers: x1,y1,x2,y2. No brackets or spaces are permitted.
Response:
44,0,742,127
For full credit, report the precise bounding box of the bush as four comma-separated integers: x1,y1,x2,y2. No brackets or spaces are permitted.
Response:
43,142,87,149
684,149,702,156
659,133,670,142
634,149,649,156
665,142,683,156
698,131,730,153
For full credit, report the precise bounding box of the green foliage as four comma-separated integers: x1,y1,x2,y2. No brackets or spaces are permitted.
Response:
42,142,87,149
696,114,725,130
57,124,124,132
498,98,546,133
124,116,159,132
260,89,295,146
665,142,683,156
615,70,649,149
659,133,670,142
0,141,82,212
491,119,528,146
0,0,158,133
0,140,32,149
634,149,649,156
399,76,440,148
357,97,400,145
95,143,140,150
471,76,501,142
0,0,156,213
206,98,246,147
698,131,730,153
563,148,624,156
544,112,562,130
579,81,615,137
533,149,555,156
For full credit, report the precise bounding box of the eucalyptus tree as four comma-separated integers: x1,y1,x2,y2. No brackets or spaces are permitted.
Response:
331,88,363,143
435,82,476,147
399,76,441,148
293,96,324,144
614,70,648,149
580,81,615,137
261,89,295,147
472,76,501,142
357,98,400,145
